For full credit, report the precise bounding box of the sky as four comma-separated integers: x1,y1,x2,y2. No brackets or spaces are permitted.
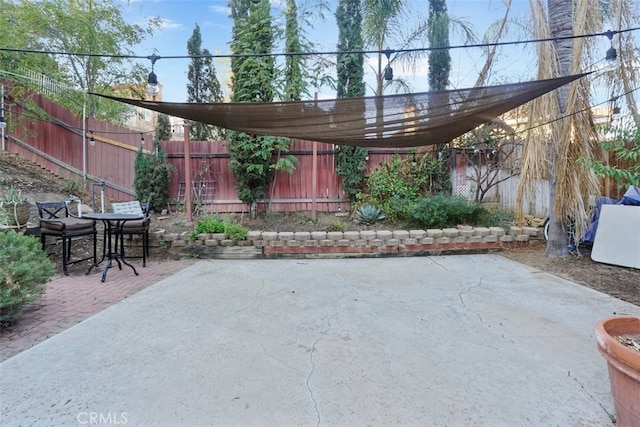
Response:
119,0,622,104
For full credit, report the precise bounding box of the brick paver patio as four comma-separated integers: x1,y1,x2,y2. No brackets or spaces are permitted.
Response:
0,258,196,362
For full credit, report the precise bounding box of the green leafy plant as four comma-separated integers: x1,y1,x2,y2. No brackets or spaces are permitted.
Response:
0,231,56,326
1,186,30,228
191,214,248,242
326,220,347,232
194,214,226,234
584,126,640,189
1,186,27,203
335,145,368,202
358,153,448,220
188,230,200,242
227,0,292,211
0,209,10,228
62,180,85,196
477,208,515,229
408,195,486,229
158,238,168,250
222,220,248,242
134,139,175,212
355,204,386,225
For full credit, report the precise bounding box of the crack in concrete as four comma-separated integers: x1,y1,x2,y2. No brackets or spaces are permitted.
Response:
250,336,306,375
567,371,616,425
457,279,484,312
429,257,449,271
210,280,267,323
458,279,514,344
306,313,339,427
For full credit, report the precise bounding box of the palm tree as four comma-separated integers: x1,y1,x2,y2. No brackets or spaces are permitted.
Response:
362,0,404,96
600,0,640,128
545,0,577,257
517,0,606,258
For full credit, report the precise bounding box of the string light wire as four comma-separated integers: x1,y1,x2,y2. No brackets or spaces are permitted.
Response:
0,27,637,62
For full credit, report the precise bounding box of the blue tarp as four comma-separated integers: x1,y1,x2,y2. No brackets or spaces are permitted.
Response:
619,185,640,206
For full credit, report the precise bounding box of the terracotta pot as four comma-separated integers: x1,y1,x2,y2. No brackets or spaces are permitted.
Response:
595,316,640,427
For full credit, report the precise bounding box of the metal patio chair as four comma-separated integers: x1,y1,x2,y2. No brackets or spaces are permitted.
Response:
110,201,151,267
36,201,97,275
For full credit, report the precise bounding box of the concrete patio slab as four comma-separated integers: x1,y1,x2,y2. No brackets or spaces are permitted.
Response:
2,255,639,427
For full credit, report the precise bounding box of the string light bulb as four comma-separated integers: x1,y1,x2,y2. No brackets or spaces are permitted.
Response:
146,54,160,97
383,48,393,81
604,30,617,61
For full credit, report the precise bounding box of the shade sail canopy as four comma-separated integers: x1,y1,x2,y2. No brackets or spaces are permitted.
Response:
96,73,585,148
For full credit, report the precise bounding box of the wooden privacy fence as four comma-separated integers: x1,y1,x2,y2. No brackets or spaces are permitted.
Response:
2,84,142,204
1,81,411,212
162,139,407,214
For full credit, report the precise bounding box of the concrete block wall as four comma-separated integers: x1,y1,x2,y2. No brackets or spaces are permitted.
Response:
132,226,541,259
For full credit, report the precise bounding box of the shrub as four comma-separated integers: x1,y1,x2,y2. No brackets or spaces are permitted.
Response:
191,215,248,242
408,195,486,229
477,208,515,229
194,214,226,234
0,209,9,228
0,231,55,325
222,220,248,242
358,153,448,220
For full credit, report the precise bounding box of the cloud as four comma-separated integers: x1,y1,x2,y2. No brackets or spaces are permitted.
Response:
155,17,183,31
209,5,229,15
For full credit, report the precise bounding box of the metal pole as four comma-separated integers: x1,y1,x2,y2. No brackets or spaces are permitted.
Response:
312,92,318,219
312,140,318,220
82,96,87,179
100,181,105,213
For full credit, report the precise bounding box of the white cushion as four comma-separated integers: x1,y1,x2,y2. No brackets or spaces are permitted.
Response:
112,201,144,216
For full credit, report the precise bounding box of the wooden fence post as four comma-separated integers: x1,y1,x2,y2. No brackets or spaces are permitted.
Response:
183,121,192,222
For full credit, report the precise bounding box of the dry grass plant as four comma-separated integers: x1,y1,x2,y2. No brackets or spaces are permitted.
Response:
554,0,601,240
516,0,559,217
605,0,640,128
517,0,611,242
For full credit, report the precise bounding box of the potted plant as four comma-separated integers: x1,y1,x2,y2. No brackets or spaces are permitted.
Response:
595,316,640,426
0,186,30,228
0,231,56,326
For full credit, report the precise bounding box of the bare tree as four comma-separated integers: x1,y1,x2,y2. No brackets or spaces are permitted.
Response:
457,120,521,202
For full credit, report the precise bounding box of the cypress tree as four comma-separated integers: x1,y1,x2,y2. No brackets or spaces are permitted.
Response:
227,0,285,211
155,113,172,142
335,0,368,202
134,139,174,212
284,0,304,101
428,0,451,91
187,23,225,140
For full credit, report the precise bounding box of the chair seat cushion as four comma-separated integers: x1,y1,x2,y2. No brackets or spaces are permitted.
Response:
109,219,149,231
41,217,95,233
111,201,144,216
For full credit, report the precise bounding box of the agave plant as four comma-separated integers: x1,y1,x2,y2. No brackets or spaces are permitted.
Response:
355,204,386,225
